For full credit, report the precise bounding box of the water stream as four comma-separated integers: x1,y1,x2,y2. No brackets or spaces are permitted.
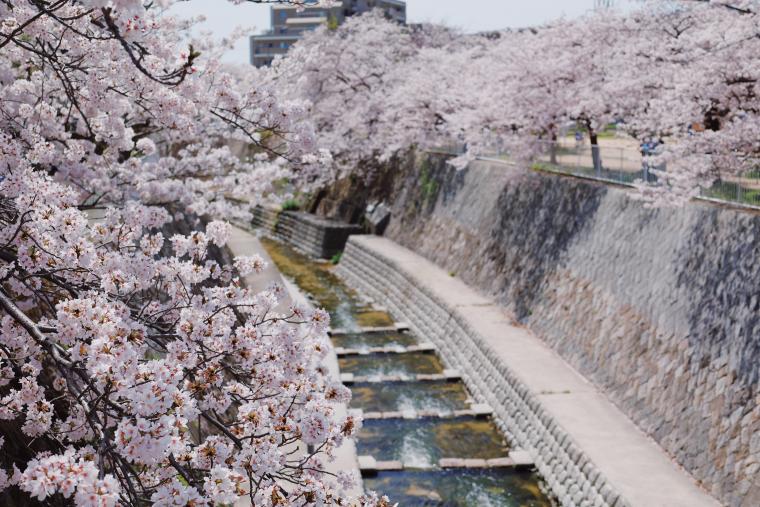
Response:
350,381,470,413
358,417,509,463
339,352,445,377
261,237,554,506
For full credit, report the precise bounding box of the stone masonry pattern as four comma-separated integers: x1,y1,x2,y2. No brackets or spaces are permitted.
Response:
251,205,363,259
375,154,760,507
336,239,630,507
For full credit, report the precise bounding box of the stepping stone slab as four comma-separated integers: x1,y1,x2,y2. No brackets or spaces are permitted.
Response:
486,457,515,468
411,342,437,353
401,409,417,419
439,458,466,468
375,460,403,471
509,449,535,469
464,459,488,468
358,455,377,476
471,403,494,418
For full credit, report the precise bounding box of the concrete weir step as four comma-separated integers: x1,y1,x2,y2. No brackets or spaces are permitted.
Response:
358,449,534,477
335,342,436,357
329,322,410,336
340,369,461,385
357,404,493,420
439,449,534,470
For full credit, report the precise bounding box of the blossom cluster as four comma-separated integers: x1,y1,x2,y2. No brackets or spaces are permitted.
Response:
265,2,760,205
0,1,378,505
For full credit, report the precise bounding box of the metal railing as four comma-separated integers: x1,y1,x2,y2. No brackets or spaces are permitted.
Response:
699,176,760,208
427,143,467,156
528,139,653,186
429,139,760,210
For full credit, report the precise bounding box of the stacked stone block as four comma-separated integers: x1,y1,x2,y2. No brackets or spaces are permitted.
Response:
336,238,629,507
371,155,759,506
251,205,363,259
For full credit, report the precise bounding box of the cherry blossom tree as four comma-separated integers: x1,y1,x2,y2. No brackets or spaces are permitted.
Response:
375,28,488,165
614,0,760,204
264,10,418,173
270,2,760,205
0,1,382,505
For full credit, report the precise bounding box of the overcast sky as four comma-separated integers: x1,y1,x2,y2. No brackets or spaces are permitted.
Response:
169,0,630,65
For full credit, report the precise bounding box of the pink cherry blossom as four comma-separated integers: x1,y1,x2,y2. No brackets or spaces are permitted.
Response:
0,1,365,505
267,3,760,205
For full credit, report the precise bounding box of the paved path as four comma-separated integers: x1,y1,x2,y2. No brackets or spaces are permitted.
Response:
346,235,719,507
228,226,292,312
227,227,362,500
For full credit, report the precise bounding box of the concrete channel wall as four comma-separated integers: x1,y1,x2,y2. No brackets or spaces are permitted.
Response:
336,238,619,507
336,235,719,507
251,205,362,259
334,153,758,507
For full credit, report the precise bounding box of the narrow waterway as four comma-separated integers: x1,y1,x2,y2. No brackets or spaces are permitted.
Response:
261,237,554,506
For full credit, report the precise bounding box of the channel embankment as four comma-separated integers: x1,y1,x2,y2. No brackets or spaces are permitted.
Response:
313,151,760,507
337,234,719,507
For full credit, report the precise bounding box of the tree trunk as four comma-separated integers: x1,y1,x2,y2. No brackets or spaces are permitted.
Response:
549,132,558,165
589,131,602,175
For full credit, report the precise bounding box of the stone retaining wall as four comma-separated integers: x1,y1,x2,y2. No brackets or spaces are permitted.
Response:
337,239,629,507
356,154,759,507
251,205,363,259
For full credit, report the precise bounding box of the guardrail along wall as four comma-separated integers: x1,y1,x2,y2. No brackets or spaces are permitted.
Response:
370,154,760,507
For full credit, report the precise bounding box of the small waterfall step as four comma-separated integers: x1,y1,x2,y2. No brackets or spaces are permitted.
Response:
336,342,436,357
439,449,533,470
259,234,552,504
329,322,410,336
341,369,461,385
359,449,534,477
357,404,492,420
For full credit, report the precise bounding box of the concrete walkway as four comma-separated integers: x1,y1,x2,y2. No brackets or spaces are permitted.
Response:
341,235,719,507
227,227,362,499
228,226,291,309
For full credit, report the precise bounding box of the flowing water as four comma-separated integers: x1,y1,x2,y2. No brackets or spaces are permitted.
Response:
350,381,470,413
331,331,418,350
339,352,445,377
261,237,554,506
357,418,509,463
364,469,549,507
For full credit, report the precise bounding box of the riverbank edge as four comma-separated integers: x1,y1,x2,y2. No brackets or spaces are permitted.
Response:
336,235,720,507
227,226,363,500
